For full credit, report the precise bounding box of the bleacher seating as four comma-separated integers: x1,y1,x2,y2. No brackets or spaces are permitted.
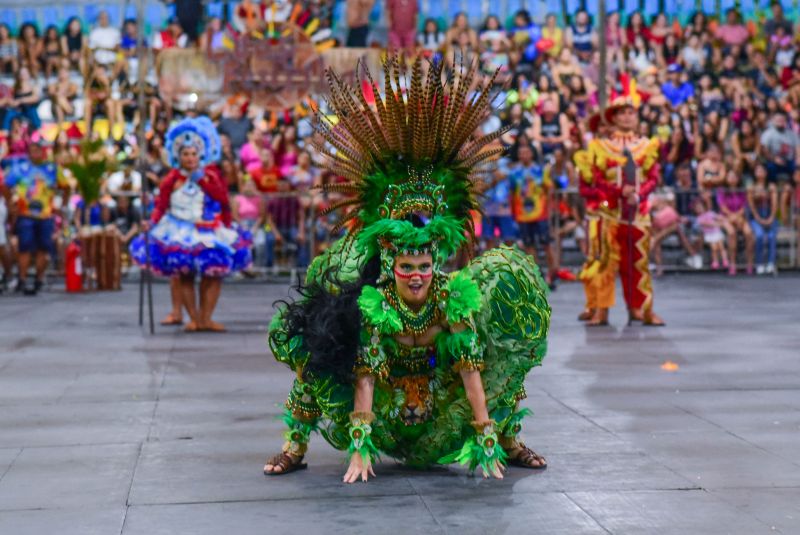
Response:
5,0,800,39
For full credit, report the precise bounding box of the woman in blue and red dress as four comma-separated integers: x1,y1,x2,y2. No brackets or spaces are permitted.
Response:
131,117,251,331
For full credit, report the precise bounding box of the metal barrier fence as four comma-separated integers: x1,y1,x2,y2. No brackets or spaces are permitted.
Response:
9,187,794,292
250,186,798,277
545,186,798,272
237,190,336,282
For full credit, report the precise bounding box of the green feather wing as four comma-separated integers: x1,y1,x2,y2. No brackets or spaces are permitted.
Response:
465,245,552,405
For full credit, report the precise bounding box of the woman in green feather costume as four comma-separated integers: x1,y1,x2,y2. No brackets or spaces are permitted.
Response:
263,57,551,482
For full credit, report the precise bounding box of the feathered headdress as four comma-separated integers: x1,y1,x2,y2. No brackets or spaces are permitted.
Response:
313,56,504,279
165,116,222,168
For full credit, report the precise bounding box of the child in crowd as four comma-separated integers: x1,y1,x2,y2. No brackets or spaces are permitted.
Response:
232,176,264,234
717,170,754,275
509,143,555,286
693,198,728,270
232,176,265,269
650,185,700,274
417,18,445,58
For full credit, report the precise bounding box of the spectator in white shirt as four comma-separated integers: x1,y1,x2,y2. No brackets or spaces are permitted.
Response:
106,164,142,195
88,11,121,71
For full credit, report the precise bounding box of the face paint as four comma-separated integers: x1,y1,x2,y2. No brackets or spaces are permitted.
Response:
393,253,434,308
393,268,433,280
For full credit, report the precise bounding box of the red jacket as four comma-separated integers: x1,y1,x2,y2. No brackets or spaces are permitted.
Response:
151,167,232,226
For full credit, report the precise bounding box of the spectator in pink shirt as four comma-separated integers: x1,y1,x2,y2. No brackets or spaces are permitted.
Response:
386,0,418,53
239,128,268,174
717,170,754,275
715,9,749,47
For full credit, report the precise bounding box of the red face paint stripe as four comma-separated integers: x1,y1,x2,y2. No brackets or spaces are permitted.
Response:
394,269,433,280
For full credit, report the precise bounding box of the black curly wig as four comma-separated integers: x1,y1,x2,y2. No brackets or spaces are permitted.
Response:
271,255,381,384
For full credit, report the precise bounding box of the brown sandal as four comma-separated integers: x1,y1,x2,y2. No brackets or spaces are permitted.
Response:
507,444,547,470
263,452,307,476
642,311,666,327
160,314,183,326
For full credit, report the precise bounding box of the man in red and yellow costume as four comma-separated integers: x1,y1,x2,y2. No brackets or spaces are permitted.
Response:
574,79,665,326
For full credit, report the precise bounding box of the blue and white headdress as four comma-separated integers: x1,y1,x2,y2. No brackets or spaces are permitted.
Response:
165,116,222,168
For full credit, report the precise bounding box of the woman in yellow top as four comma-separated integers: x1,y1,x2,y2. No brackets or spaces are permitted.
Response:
541,13,563,58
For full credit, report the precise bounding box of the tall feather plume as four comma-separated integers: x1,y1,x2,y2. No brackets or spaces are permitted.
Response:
380,57,397,139
439,56,460,151
318,182,361,194
444,59,483,161
313,118,363,172
320,160,363,184
320,197,361,216
442,55,474,153
449,68,502,157
431,66,448,159
354,60,390,154
422,59,443,159
326,70,380,160
409,58,426,158
382,56,402,154
461,146,505,171
313,53,503,234
457,126,510,163
331,210,361,235
366,64,396,152
334,71,387,158
325,159,364,183
309,134,365,183
388,55,408,156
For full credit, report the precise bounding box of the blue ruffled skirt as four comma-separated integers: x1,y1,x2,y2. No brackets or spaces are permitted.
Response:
130,214,252,277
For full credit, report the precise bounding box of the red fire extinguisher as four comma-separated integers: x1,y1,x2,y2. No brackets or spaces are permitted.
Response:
65,240,83,292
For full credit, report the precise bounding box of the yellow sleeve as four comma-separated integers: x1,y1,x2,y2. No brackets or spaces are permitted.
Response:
641,137,661,174
574,140,600,183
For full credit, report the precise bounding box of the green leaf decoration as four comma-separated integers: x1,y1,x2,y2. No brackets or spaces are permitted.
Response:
66,139,117,205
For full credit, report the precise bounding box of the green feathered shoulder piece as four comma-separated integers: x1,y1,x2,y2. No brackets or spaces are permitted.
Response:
357,285,402,335
444,271,482,324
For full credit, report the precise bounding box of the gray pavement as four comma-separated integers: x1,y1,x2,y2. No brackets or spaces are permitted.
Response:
0,274,798,534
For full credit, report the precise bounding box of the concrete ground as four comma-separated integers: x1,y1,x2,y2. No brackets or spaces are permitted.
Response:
0,274,798,534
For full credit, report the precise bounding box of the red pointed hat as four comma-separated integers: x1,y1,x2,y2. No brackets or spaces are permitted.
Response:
604,73,641,124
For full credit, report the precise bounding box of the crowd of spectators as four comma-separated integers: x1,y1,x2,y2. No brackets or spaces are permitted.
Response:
1,2,800,294
394,2,800,278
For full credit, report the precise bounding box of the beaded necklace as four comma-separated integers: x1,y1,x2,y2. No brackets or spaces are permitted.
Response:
384,281,441,337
